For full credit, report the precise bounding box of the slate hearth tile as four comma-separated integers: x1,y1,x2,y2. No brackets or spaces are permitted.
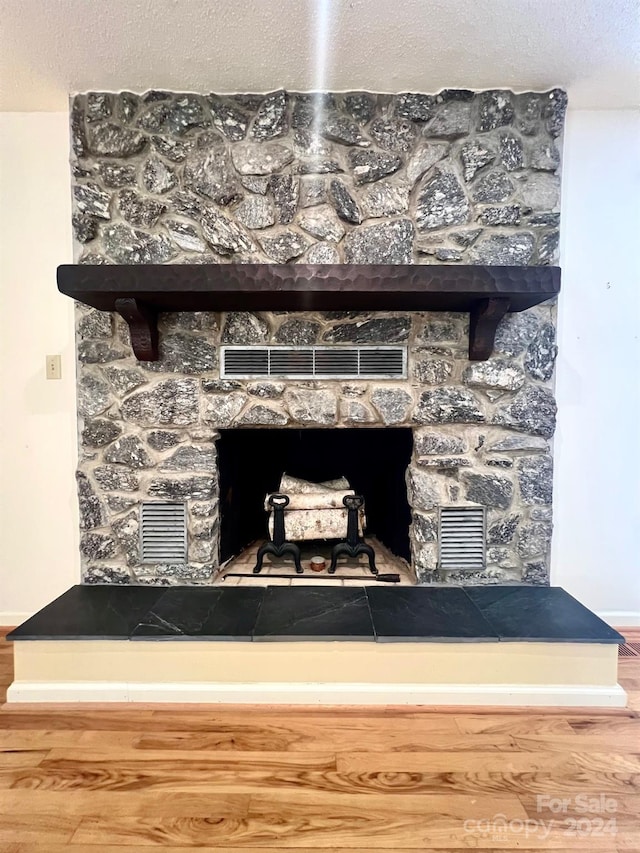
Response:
132,586,264,640
7,585,164,640
253,586,374,641
366,586,498,642
464,586,624,643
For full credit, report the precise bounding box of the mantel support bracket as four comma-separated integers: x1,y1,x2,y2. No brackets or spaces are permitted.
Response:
114,298,159,361
468,298,511,361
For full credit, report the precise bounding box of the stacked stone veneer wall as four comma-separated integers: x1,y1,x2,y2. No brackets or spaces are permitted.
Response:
69,88,565,586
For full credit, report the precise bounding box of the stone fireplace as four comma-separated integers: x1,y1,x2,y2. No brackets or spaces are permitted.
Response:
69,87,563,587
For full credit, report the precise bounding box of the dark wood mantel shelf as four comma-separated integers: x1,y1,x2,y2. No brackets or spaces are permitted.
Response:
57,264,560,362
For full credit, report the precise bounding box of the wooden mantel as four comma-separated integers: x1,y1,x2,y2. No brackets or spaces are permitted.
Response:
57,264,560,362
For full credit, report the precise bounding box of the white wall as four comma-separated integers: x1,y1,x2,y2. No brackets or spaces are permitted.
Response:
553,109,640,623
0,112,79,622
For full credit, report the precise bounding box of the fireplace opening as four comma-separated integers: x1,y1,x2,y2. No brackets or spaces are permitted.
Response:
217,428,413,568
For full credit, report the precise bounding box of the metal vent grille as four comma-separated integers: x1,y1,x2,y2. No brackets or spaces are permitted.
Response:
140,502,187,564
221,346,407,379
438,506,486,571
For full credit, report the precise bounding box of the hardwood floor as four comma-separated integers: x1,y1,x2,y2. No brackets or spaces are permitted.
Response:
1,627,639,851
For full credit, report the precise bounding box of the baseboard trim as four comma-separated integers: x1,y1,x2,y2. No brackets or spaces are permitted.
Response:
6,681,628,708
598,611,640,628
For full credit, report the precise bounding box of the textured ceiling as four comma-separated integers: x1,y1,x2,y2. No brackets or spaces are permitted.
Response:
1,0,638,111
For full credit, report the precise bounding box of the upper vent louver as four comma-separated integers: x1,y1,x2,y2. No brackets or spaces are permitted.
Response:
140,502,187,564
221,346,407,379
438,506,486,571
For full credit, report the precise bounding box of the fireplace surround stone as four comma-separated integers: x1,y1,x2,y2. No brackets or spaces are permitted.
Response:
69,88,563,587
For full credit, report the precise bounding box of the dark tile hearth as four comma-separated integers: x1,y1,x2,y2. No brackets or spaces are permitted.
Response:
7,585,624,644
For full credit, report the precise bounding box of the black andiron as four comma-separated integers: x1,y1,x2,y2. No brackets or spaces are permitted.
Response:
329,495,378,575
253,493,303,574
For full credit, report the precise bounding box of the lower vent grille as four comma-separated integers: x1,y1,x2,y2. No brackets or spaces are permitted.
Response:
438,506,486,571
221,346,406,379
140,502,187,564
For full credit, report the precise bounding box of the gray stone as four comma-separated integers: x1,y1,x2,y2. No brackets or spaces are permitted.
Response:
493,386,557,438
147,430,180,450
247,381,285,398
207,96,249,140
191,518,217,539
340,399,376,423
103,224,176,264
285,388,338,425
190,501,217,518
328,179,361,224
77,470,95,497
517,520,552,558
323,316,411,343
149,476,216,500
434,248,462,261
417,456,470,469
486,458,513,468
499,134,524,171
321,112,367,146
450,228,483,247
463,359,525,391
494,311,541,356
418,318,463,343
341,383,368,397
222,312,269,344
298,207,345,242
87,122,147,157
82,419,122,448
275,319,320,345
413,512,437,543
79,252,112,264
343,219,414,263
70,98,87,157
81,532,117,560
269,175,299,224
160,446,216,471
299,176,326,207
183,147,241,205
290,93,336,128
94,465,140,492
152,135,193,162
463,472,513,509
522,560,549,585
478,205,521,225
200,206,253,255
142,332,217,374
460,141,495,182
137,102,170,131
78,308,112,339
414,430,465,455
112,511,141,567
406,142,449,184
518,455,553,504
117,189,165,228
236,405,289,426
72,212,98,243
472,171,514,203
201,379,242,393
414,358,453,384
78,488,107,530
486,547,519,570
415,170,469,231
530,141,561,171
101,366,147,395
525,323,557,381
231,141,294,175
73,182,111,220
407,468,442,511
251,90,288,139
77,374,112,417
517,173,560,209
78,341,127,364
97,162,137,187
414,388,485,424
121,379,199,426
163,219,207,252
142,157,177,194
85,566,131,584
202,393,247,426
359,182,409,218
240,175,269,194
166,96,210,136
516,93,542,135
369,117,418,152
305,242,341,264
391,93,436,123
543,88,568,137
538,231,559,264
341,92,376,124
105,436,153,468
487,434,548,453
235,195,276,229
259,230,310,263
469,233,534,265
488,514,521,544
478,91,515,131
370,388,413,424
425,101,472,137
348,149,402,185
